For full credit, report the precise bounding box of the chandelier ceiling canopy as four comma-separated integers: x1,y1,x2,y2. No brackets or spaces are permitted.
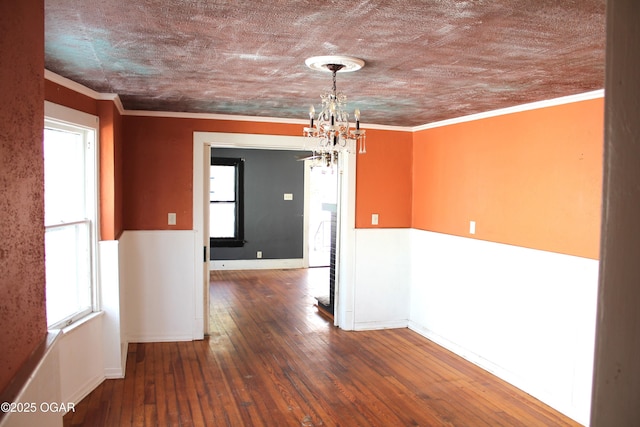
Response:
304,56,365,73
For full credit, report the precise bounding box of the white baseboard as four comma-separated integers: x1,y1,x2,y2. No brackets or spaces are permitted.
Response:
104,368,123,379
66,375,105,406
407,321,585,426
210,258,304,270
127,334,194,343
408,321,500,375
354,319,409,331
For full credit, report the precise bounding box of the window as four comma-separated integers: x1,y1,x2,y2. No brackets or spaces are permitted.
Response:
210,157,244,247
44,116,98,329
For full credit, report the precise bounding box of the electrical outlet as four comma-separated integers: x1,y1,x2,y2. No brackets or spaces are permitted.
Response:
168,213,177,225
257,251,262,259
372,213,379,225
284,193,293,200
469,220,476,234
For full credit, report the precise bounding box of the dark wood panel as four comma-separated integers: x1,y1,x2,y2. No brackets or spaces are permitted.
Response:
64,268,582,427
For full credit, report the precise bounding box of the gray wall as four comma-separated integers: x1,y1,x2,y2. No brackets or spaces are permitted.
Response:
211,148,309,260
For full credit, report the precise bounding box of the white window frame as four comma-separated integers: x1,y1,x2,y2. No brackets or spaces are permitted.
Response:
44,101,100,329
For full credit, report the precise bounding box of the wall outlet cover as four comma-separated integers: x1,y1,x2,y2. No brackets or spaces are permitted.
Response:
168,213,177,225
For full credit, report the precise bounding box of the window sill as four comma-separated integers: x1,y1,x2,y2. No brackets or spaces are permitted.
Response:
49,311,104,336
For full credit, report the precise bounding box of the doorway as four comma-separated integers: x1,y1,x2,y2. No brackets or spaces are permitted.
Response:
306,161,339,318
194,132,358,333
307,164,338,268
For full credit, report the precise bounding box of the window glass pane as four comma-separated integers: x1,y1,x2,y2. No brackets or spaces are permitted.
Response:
45,223,92,326
210,165,236,202
44,120,94,329
44,127,86,225
210,202,236,238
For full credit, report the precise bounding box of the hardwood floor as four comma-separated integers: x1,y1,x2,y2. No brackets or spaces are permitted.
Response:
64,268,581,426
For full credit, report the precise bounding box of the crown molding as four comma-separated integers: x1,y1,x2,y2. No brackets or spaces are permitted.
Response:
412,89,605,132
45,69,126,115
124,108,309,124
117,109,410,131
45,69,603,132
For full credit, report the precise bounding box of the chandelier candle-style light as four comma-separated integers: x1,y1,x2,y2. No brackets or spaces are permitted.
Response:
303,56,366,165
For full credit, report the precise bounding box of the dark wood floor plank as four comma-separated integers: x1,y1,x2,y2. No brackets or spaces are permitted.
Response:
178,342,209,426
64,268,582,427
162,342,182,427
132,343,146,427
150,343,165,426
117,344,137,426
103,378,124,426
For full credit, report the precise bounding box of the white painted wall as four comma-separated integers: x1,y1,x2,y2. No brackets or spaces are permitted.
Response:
99,240,125,378
353,229,411,330
334,150,357,330
0,314,111,427
408,229,598,426
58,315,105,405
120,230,203,342
1,315,112,427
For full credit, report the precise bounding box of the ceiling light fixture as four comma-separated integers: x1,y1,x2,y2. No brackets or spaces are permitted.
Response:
303,55,366,165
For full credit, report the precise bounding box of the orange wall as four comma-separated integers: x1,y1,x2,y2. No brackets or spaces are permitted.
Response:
0,0,46,393
45,79,98,116
45,78,603,260
122,117,413,230
413,98,604,259
98,100,124,239
355,129,413,228
122,117,302,230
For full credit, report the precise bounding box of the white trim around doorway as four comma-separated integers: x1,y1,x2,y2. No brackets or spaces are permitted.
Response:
192,132,358,331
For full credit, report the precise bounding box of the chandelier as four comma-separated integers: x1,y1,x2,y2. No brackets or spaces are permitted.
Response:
303,56,366,165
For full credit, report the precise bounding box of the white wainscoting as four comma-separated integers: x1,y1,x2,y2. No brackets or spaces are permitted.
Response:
120,230,203,342
99,240,125,378
352,229,412,330
408,229,598,426
58,314,105,405
0,314,109,427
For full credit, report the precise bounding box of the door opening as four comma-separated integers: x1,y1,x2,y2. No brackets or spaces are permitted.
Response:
307,165,338,268
194,132,358,331
306,162,339,319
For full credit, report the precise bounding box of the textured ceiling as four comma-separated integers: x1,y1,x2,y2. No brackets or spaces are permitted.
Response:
45,0,606,127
